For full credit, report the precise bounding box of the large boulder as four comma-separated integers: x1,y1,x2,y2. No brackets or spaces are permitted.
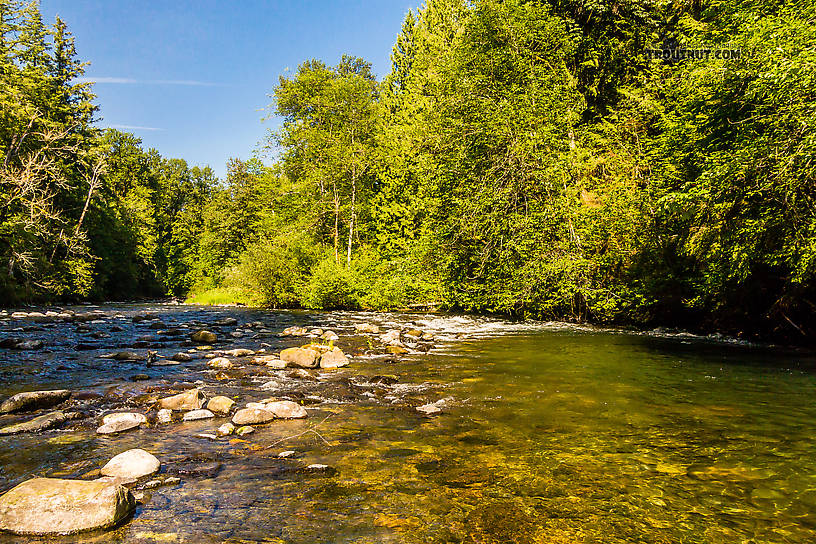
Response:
319,348,350,369
0,411,75,435
232,408,276,426
190,330,217,344
265,400,308,419
101,449,160,481
279,347,319,368
0,390,71,414
206,396,235,415
0,478,135,535
158,389,204,411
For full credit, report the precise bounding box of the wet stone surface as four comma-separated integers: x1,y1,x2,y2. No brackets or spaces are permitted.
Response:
0,303,815,542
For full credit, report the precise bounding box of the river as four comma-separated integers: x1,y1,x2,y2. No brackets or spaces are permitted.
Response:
0,303,814,543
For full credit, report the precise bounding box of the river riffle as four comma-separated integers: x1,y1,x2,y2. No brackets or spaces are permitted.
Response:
0,303,815,543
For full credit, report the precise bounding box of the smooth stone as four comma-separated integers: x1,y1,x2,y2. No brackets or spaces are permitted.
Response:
416,403,443,415
0,411,75,435
279,347,319,368
158,389,204,411
156,408,173,424
0,390,71,414
101,449,160,481
171,352,192,362
206,396,235,415
214,317,238,326
250,354,287,368
319,348,350,369
235,426,254,436
265,400,307,419
190,330,217,344
102,351,142,361
320,330,339,341
281,326,308,336
96,412,146,434
0,478,134,535
232,408,276,426
278,450,295,458
102,413,147,425
182,409,214,421
216,422,235,437
207,357,233,370
387,345,409,355
223,348,253,357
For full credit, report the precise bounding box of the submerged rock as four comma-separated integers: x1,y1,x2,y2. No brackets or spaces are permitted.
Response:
12,340,44,350
215,317,238,326
101,449,160,481
190,330,217,344
280,347,319,368
0,389,71,414
158,389,204,411
0,411,77,435
0,477,135,536
100,351,142,361
416,403,443,416
206,396,235,415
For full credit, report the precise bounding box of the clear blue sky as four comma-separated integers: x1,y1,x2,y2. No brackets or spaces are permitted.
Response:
39,0,417,179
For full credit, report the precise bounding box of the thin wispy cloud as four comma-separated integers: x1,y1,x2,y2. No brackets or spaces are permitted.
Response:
76,76,225,87
107,124,164,131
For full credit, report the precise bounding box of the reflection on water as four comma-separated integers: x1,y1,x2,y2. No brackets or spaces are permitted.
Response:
0,304,815,543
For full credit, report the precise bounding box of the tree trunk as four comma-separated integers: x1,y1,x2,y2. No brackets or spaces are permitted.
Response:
346,169,356,266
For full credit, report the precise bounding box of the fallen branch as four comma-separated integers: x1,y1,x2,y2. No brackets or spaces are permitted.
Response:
266,411,335,449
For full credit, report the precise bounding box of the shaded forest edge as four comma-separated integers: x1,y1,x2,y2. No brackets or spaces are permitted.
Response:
2,0,815,344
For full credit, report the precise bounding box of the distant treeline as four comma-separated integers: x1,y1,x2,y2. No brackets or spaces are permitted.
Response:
2,0,815,342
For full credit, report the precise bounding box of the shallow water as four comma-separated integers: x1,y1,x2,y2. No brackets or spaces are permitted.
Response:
1,304,815,543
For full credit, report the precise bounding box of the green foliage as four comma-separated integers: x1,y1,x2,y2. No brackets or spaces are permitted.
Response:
4,0,814,342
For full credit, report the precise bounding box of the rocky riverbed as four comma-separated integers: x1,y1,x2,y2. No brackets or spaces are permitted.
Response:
0,303,471,541
1,303,815,543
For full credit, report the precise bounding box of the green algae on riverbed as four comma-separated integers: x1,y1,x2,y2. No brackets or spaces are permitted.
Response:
0,305,815,543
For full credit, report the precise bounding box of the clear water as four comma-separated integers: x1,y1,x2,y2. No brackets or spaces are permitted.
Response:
0,304,815,543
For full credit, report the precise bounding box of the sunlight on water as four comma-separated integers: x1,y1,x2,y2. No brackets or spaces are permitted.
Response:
0,305,814,542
